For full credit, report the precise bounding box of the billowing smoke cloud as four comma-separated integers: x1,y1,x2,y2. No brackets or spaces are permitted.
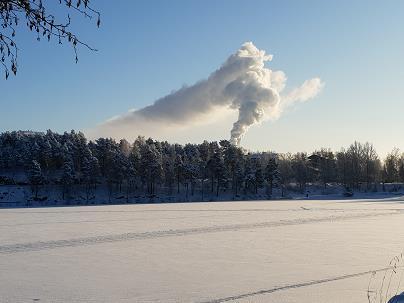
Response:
94,42,323,145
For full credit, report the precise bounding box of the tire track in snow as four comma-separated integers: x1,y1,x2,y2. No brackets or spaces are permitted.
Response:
199,267,392,303
0,211,400,254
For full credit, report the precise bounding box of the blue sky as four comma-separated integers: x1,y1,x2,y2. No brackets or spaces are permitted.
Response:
2,0,404,156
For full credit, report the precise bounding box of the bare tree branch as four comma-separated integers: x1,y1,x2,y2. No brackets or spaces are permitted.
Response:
0,0,100,79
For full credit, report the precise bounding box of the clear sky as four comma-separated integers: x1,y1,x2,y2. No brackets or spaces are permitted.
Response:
2,0,404,157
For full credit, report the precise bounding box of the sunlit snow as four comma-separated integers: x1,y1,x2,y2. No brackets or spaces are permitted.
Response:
1,198,404,302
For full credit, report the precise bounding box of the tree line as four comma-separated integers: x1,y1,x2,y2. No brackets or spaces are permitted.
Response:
0,130,403,203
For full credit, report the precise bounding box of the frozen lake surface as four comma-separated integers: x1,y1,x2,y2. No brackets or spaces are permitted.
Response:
1,197,404,302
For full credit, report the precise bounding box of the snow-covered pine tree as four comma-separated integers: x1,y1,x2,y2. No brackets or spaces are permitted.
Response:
197,141,211,200
119,139,131,157
184,143,200,197
211,148,226,197
81,157,92,202
140,143,163,196
254,160,264,194
174,154,184,194
265,157,279,197
40,139,53,171
243,155,255,194
61,159,74,200
162,144,176,195
220,140,233,194
234,161,244,197
28,160,44,199
124,161,136,203
89,156,100,190
148,145,163,196
291,152,309,193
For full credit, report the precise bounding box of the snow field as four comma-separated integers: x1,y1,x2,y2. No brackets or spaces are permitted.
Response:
1,198,404,302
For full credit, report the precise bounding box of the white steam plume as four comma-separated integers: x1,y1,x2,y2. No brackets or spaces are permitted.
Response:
93,42,323,145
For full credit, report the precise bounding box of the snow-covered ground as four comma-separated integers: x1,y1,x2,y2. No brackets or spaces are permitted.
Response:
1,198,404,302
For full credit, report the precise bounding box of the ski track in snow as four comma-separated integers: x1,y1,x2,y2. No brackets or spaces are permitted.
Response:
2,208,401,227
0,214,228,227
0,207,396,214
0,210,401,254
199,267,392,303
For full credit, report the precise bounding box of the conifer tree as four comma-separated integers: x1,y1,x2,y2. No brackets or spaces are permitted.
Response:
28,160,44,199
265,157,279,196
61,159,74,200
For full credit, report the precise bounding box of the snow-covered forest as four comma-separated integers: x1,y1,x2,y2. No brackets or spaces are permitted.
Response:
1,130,404,205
